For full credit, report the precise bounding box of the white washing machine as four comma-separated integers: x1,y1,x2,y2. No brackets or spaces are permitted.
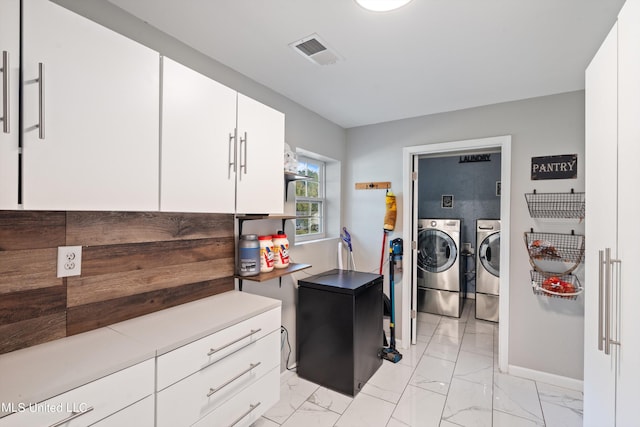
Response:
476,219,500,322
417,219,464,317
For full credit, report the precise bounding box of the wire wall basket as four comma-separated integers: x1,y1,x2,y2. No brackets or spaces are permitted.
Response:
524,231,585,275
530,271,583,300
524,190,585,219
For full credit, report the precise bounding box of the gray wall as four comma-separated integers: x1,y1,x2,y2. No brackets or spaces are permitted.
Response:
346,91,585,380
418,154,502,294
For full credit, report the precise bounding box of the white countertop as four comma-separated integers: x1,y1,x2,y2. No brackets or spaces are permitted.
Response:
109,290,281,356
0,291,281,417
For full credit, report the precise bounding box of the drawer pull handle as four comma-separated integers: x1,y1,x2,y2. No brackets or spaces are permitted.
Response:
207,362,261,397
207,328,261,356
48,406,94,427
2,51,9,134
228,402,261,427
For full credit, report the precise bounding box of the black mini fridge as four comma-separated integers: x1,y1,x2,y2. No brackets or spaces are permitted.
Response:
296,269,383,396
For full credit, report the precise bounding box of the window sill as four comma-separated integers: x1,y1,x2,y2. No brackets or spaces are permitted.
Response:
294,236,339,247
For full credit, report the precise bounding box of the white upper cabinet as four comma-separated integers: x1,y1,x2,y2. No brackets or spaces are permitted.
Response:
236,93,285,214
21,0,160,211
0,0,20,209
160,57,237,213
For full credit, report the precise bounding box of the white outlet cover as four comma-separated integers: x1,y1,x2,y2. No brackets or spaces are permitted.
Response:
57,246,82,278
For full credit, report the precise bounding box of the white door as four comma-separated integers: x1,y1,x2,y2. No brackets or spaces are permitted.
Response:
0,0,19,209
21,0,160,211
583,23,618,427
160,57,237,213
235,94,284,214
615,0,640,423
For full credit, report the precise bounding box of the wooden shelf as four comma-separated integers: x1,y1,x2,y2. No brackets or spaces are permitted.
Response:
236,263,312,290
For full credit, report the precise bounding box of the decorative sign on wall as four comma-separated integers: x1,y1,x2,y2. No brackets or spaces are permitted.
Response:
531,154,577,180
459,154,491,163
441,195,454,209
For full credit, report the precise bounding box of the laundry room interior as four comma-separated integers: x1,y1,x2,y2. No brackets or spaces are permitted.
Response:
416,150,501,328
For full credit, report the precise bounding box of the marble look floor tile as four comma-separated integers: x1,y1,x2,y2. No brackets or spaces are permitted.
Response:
537,382,583,427
417,312,442,325
307,386,353,415
263,374,320,424
335,392,395,427
461,329,494,357
493,373,544,424
442,377,493,427
465,319,497,334
493,410,545,426
424,333,462,362
391,384,446,427
435,319,467,340
453,350,493,387
360,359,414,404
397,339,428,369
416,320,438,341
251,416,280,427
280,401,340,427
409,354,455,395
439,421,463,427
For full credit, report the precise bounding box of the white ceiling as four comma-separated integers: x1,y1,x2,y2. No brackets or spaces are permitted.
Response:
107,0,624,128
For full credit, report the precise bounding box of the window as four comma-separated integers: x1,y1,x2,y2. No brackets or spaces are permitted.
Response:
295,156,325,240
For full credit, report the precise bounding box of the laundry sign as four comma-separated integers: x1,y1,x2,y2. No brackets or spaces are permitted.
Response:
531,154,577,180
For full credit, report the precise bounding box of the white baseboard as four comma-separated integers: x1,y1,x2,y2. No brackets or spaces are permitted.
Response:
508,365,583,392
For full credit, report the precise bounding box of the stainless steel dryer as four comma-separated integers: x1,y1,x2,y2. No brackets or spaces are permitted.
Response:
476,219,500,322
417,219,464,317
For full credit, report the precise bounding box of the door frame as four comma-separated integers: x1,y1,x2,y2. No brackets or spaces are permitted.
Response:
402,135,511,372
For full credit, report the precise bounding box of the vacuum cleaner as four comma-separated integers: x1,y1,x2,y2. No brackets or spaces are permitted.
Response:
382,237,403,363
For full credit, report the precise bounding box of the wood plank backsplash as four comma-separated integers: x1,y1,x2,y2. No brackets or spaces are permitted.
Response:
0,211,235,355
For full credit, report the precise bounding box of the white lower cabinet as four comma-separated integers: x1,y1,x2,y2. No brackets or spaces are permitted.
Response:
192,366,280,427
156,307,280,391
92,395,154,427
157,329,280,427
0,359,154,427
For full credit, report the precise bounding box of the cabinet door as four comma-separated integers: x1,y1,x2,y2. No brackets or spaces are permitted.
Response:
21,0,160,211
92,396,154,427
583,23,618,427
236,94,284,214
161,57,237,213
615,0,640,424
0,0,19,209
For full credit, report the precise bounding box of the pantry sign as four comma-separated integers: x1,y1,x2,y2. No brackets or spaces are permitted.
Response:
531,154,577,180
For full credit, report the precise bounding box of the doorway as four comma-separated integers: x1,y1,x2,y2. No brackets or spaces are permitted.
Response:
401,135,511,372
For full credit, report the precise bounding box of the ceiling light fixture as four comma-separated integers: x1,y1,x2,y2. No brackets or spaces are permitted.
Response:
355,0,413,12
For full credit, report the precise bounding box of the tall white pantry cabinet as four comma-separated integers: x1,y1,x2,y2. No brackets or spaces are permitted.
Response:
584,0,640,425
0,0,20,209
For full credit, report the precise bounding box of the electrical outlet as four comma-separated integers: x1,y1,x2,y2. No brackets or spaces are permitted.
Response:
57,246,82,278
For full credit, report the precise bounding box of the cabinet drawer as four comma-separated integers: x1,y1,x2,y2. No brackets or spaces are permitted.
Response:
92,395,154,427
157,307,280,390
156,330,279,427
192,366,280,427
0,359,153,427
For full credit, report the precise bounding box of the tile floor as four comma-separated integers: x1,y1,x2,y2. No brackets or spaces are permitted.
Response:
253,300,583,427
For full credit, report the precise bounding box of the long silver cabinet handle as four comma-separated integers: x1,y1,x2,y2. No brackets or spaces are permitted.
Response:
240,131,248,175
610,255,622,351
228,130,237,178
228,402,261,427
207,328,262,356
604,248,612,355
48,406,94,427
206,362,261,397
38,62,45,140
598,250,604,351
2,51,9,134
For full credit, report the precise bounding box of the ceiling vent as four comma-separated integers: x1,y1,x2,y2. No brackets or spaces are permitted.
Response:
290,34,342,66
